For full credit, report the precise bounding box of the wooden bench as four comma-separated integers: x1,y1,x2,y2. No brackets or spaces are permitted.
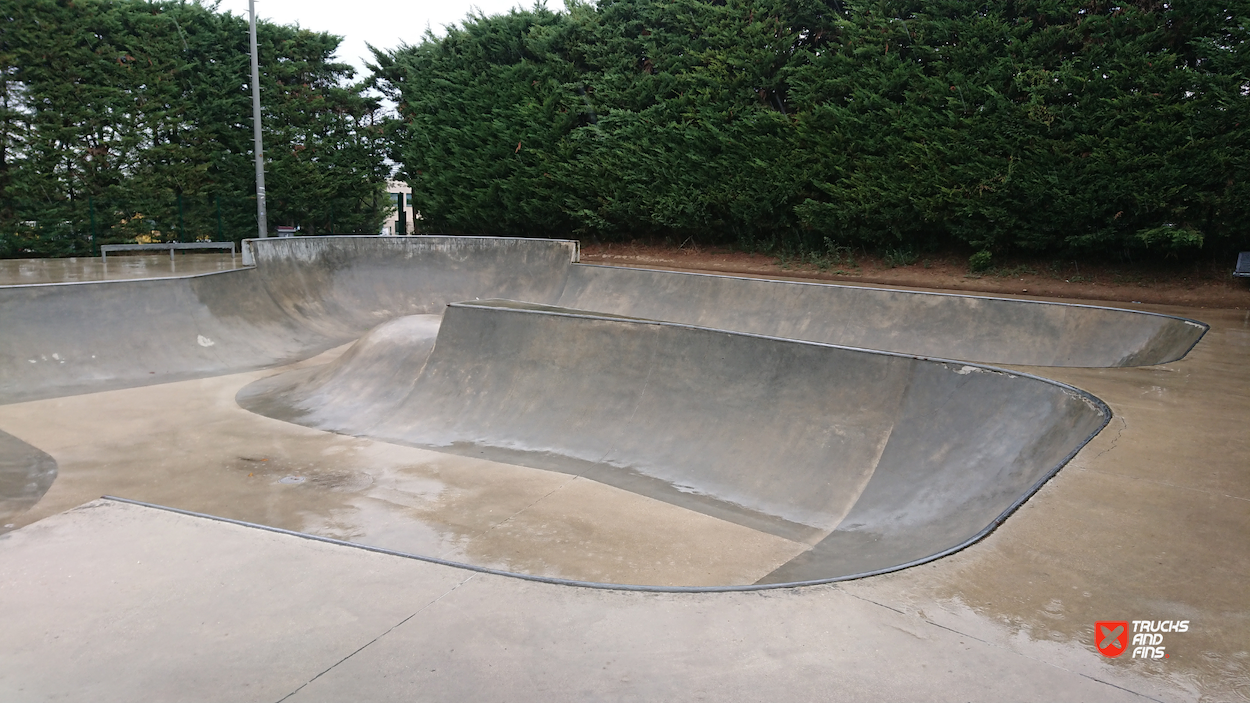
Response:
100,242,237,262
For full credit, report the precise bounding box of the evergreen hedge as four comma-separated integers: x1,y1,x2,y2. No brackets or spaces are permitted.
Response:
375,0,1250,259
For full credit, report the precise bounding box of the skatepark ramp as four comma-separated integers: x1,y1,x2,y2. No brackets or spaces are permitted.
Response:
0,238,577,403
0,237,1205,404
557,265,1207,367
238,300,1110,585
0,237,1208,586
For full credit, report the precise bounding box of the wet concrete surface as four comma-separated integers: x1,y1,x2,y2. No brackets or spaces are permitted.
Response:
0,253,244,285
0,499,1160,703
0,291,1245,700
238,301,1111,584
838,304,1250,702
0,347,806,588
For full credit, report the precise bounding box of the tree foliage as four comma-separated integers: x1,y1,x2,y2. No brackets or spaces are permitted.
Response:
376,0,1250,258
2,0,391,257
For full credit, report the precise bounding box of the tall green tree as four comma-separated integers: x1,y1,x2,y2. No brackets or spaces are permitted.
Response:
1,0,391,257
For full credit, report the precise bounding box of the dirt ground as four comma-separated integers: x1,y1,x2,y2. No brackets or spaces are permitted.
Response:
581,241,1250,309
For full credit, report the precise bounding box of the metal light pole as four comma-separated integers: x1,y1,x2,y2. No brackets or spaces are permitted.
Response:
249,0,268,237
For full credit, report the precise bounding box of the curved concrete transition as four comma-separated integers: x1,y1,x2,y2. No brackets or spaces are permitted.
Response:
238,300,1111,586
0,236,1207,587
0,237,577,403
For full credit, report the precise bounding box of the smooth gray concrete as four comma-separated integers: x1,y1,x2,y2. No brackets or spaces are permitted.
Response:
558,264,1208,367
0,237,1206,406
0,298,1241,700
0,358,807,587
0,499,474,703
239,300,1109,585
0,499,1172,703
0,237,577,403
236,314,443,434
0,237,1242,700
0,269,326,403
243,236,578,341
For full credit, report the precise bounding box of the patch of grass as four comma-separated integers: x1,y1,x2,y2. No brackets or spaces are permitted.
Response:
779,237,859,272
1048,260,1092,283
803,250,830,271
883,247,918,268
991,264,1039,278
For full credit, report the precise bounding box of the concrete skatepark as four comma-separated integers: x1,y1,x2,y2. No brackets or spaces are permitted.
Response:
0,237,1246,700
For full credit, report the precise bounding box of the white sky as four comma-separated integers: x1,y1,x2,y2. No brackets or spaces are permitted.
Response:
217,0,546,79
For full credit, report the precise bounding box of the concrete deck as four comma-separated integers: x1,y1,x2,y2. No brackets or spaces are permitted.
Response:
0,497,1192,702
0,238,1245,700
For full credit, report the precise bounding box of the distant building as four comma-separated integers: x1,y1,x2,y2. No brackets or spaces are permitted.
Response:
383,181,419,236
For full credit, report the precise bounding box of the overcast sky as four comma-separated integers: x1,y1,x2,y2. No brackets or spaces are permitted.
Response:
217,0,545,78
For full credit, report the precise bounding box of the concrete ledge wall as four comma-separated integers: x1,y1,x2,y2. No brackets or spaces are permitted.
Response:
559,265,1208,367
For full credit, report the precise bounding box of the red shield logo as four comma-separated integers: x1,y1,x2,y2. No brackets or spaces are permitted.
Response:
1096,621,1129,657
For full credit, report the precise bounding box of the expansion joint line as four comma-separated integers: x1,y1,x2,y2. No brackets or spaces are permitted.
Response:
275,573,479,702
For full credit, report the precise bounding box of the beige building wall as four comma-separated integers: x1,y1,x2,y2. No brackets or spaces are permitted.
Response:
382,181,420,235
